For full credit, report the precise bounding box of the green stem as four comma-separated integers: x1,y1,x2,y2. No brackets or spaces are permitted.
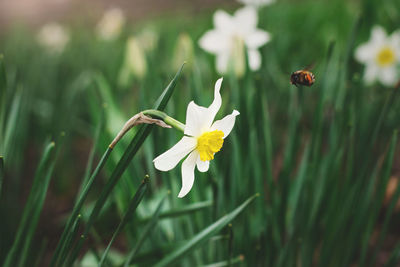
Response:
142,109,185,132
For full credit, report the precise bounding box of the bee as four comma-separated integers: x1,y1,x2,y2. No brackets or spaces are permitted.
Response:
290,67,315,87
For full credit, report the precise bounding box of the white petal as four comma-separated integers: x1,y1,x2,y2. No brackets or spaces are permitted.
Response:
371,26,387,43
363,64,379,85
178,150,198,198
211,110,240,138
355,43,375,63
184,101,211,137
199,30,229,54
245,30,270,49
379,67,398,86
234,6,258,33
389,30,400,60
216,52,230,74
214,10,235,33
247,49,262,70
205,78,223,129
153,137,197,171
184,79,223,136
196,155,210,172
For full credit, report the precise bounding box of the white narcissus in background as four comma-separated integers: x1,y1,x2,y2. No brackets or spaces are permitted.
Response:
37,23,69,53
96,8,126,41
198,6,271,76
355,26,400,86
153,78,239,198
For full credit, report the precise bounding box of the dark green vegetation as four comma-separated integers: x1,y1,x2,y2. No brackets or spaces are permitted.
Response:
1,0,400,266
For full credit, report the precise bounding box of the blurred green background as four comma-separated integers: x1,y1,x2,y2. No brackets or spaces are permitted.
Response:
1,0,400,266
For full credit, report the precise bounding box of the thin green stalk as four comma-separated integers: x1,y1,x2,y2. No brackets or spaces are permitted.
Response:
58,214,82,265
0,54,6,153
154,194,258,267
142,109,185,132
139,200,212,222
202,255,244,267
0,156,3,198
3,141,56,267
50,147,113,266
99,176,149,267
123,193,167,266
227,224,234,267
65,64,184,266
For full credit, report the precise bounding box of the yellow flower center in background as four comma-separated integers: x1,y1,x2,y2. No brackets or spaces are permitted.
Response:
197,130,224,161
376,47,396,66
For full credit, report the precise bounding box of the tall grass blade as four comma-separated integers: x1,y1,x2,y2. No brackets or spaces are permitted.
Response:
139,200,212,222
123,192,167,267
65,64,184,265
3,141,56,267
154,194,258,267
99,176,149,267
0,54,6,153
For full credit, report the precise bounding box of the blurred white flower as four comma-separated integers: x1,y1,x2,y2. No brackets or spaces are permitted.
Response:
238,0,275,8
355,26,400,86
199,6,271,76
96,8,125,41
153,78,239,198
118,36,147,85
173,33,195,70
37,23,69,53
137,28,159,52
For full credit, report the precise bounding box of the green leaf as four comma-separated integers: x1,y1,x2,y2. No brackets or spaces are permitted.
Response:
3,141,56,267
0,156,3,198
65,64,184,265
0,54,6,148
99,176,149,267
124,192,167,267
139,200,212,222
154,194,258,267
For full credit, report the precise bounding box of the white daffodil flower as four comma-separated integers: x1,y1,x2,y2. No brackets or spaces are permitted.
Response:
199,6,271,76
37,23,69,53
355,26,400,86
96,8,125,41
153,78,239,198
238,0,275,8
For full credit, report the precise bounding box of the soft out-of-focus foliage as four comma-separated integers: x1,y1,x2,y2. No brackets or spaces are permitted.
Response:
1,0,400,266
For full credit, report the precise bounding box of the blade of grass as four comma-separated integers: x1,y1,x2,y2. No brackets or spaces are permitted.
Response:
202,255,244,267
99,176,149,267
65,64,184,265
0,54,6,153
3,86,23,157
123,192,167,267
3,141,56,267
0,156,3,198
50,145,113,266
58,214,82,265
139,200,212,222
154,194,258,267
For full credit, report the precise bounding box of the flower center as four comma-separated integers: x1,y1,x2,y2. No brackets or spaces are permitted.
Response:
196,130,224,161
376,47,396,67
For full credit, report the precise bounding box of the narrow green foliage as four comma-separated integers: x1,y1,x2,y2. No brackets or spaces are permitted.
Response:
0,54,6,153
140,200,212,222
154,194,258,267
0,157,3,198
50,147,113,267
124,192,167,266
202,255,244,267
99,176,149,267
58,214,82,265
65,64,184,265
3,141,56,267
